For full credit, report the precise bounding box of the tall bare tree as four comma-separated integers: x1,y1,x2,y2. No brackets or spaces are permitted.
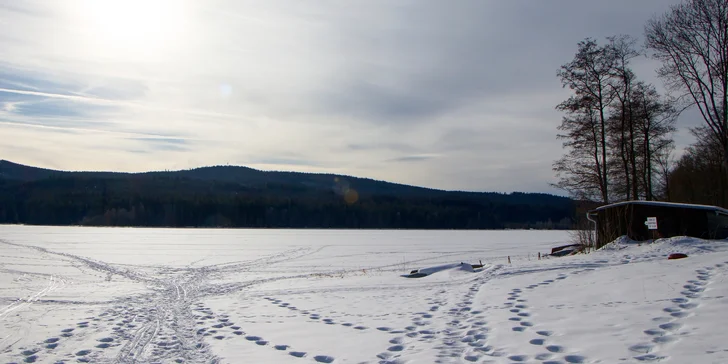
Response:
645,0,728,180
607,81,676,201
653,142,676,200
631,82,677,200
607,35,641,200
555,39,616,203
555,37,677,204
554,99,606,201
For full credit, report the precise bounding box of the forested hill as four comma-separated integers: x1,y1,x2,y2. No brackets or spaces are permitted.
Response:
0,160,575,229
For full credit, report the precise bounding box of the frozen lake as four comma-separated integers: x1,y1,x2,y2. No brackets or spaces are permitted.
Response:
1,225,726,363
0,226,566,266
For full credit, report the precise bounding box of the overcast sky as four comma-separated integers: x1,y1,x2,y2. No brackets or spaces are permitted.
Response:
0,0,693,194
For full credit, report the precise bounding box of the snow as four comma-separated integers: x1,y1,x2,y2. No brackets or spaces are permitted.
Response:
0,225,727,364
591,200,728,214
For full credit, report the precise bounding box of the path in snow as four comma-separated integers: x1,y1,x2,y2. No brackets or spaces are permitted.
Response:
1,227,727,364
0,238,342,363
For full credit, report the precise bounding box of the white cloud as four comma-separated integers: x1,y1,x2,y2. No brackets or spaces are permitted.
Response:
0,0,688,193
2,102,18,112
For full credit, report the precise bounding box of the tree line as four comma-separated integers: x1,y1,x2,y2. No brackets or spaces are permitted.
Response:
554,0,728,208
0,175,575,229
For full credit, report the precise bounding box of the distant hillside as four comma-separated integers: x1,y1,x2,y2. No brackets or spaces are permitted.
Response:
0,160,443,196
0,160,63,181
0,160,575,229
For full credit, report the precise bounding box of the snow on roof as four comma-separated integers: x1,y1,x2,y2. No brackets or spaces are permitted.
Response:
592,200,728,214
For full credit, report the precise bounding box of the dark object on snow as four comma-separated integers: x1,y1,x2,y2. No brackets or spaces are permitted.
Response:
403,262,484,279
550,250,571,257
551,248,576,257
551,244,583,255
668,253,688,260
404,269,428,278
587,201,728,249
550,244,585,257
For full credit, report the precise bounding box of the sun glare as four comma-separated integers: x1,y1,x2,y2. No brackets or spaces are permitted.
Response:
79,0,188,59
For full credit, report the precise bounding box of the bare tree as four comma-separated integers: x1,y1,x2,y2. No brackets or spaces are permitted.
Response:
607,81,676,201
556,39,617,203
645,0,728,180
653,142,676,200
632,82,678,200
553,105,606,201
607,35,641,200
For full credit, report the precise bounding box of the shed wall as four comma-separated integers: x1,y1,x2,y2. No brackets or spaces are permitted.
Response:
593,204,723,249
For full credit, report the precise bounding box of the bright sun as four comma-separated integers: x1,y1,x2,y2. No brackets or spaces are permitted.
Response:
78,0,189,60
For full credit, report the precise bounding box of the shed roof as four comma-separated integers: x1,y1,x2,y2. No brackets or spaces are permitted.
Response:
590,200,728,214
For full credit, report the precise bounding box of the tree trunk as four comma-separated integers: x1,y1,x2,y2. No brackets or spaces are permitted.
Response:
724,142,728,206
599,93,609,203
645,135,653,201
724,61,728,205
628,104,638,200
724,97,728,206
621,121,630,200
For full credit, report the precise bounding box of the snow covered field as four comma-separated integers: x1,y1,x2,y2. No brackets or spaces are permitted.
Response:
0,226,726,364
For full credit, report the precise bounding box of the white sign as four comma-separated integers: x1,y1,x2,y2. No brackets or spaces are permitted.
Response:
645,217,658,230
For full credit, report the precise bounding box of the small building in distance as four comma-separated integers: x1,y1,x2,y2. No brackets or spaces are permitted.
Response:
587,201,728,249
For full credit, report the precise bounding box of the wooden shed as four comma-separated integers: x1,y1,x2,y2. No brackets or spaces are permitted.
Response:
587,201,728,249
